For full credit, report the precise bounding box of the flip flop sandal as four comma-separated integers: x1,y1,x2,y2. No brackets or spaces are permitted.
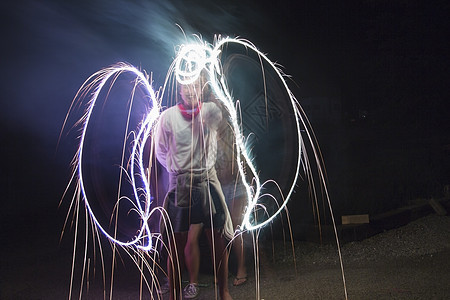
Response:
233,276,248,286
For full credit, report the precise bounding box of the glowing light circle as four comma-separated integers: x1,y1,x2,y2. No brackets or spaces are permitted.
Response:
173,38,302,231
77,64,160,251
175,44,212,85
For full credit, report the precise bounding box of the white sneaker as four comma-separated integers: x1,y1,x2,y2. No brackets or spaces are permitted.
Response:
183,283,199,299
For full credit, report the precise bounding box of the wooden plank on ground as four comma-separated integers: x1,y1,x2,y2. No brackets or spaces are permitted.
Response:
342,214,370,225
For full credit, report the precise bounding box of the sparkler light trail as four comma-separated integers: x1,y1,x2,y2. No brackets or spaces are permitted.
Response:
75,63,160,251
69,38,299,246
63,35,347,299
170,37,303,232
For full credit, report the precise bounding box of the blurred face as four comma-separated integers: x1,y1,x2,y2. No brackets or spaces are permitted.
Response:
179,77,203,108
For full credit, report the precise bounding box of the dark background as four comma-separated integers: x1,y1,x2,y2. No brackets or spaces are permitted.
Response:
1,0,449,242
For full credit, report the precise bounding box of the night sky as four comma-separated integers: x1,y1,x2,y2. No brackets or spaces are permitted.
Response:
1,0,449,234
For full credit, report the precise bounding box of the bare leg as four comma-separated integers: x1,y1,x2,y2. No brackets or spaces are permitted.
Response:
168,232,187,300
231,195,247,285
185,223,203,285
232,234,247,285
206,229,233,300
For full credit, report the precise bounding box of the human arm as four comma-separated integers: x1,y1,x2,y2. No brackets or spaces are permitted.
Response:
153,112,169,170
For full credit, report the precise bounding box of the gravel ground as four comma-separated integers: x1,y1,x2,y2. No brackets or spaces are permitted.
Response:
226,214,450,300
290,213,450,266
1,214,450,299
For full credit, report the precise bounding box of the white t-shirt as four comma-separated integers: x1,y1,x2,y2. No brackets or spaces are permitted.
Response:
154,102,222,174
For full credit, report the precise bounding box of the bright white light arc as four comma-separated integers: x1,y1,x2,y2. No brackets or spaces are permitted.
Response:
77,64,160,251
173,37,302,231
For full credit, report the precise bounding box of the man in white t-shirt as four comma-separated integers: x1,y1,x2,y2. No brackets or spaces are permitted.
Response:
154,73,233,300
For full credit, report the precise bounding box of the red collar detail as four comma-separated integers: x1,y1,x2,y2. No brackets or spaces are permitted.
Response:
178,102,202,119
